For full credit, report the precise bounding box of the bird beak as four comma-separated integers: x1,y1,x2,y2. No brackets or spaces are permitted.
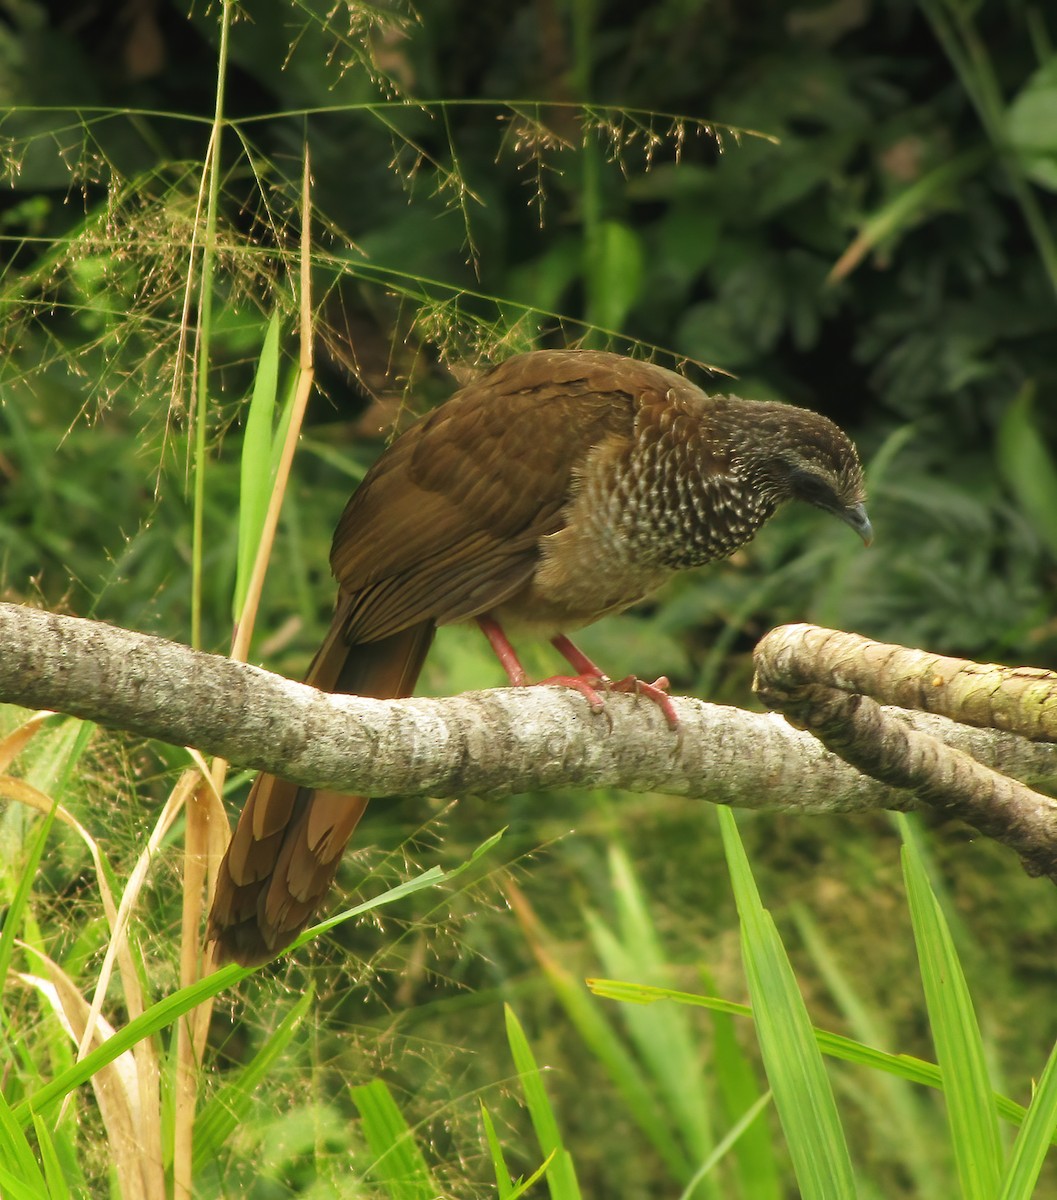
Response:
841,502,873,546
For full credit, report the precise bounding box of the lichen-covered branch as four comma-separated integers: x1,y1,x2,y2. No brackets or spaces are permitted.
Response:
754,624,1057,884
2,604,1056,837
756,624,1057,739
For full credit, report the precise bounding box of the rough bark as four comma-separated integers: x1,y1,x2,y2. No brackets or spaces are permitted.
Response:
1,605,1056,862
754,624,1057,882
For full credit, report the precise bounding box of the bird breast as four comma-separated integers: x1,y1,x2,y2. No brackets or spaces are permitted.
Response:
493,418,774,636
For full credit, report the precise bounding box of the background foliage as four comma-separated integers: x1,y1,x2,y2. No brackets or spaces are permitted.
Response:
1,0,1056,1195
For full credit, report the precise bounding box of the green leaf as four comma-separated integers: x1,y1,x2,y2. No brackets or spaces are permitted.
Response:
480,1102,515,1200
717,807,857,1200
585,219,645,333
1007,59,1057,191
350,1079,437,1200
31,1116,70,1200
677,1092,774,1200
505,1005,582,1200
480,1103,556,1200
234,310,282,621
996,386,1057,558
0,1164,47,1200
899,815,1004,1198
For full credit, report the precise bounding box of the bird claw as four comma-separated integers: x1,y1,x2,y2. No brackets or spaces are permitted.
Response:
537,673,609,714
610,674,680,729
540,671,680,728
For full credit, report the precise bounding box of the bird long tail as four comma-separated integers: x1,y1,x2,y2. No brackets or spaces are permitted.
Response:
208,615,435,967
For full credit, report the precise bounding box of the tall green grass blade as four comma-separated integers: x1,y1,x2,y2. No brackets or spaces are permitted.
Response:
0,1165,46,1200
31,1115,70,1200
792,904,947,1196
0,1082,47,1193
993,1036,1055,1195
528,918,691,1178
480,1102,556,1200
718,806,857,1199
189,0,231,650
996,1035,1057,1200
707,982,781,1200
677,1092,773,1200
504,1005,581,1200
480,1102,515,1200
899,814,1003,1198
588,978,1036,1132
193,983,315,1168
586,845,715,1170
350,1079,437,1200
234,310,282,621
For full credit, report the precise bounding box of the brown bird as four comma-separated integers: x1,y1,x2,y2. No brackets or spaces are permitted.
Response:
209,349,871,966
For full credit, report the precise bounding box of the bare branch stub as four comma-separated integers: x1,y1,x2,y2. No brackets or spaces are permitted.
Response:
754,624,1057,884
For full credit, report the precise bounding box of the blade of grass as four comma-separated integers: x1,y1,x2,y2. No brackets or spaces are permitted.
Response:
717,806,857,1200
504,1005,582,1200
996,1034,1057,1200
32,1114,71,1199
792,904,946,1196
0,1081,48,1192
0,1164,46,1200
706,975,781,1200
234,309,283,622
588,977,1035,1133
188,0,232,651
350,1079,438,1200
480,1102,516,1200
899,814,1003,1198
192,983,315,1169
14,854,480,1128
480,1103,557,1200
505,878,692,1179
677,1092,773,1200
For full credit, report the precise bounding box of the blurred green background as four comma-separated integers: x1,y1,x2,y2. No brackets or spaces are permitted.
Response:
2,0,1056,1195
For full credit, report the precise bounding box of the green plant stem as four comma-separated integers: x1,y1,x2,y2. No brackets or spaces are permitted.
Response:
190,2,232,650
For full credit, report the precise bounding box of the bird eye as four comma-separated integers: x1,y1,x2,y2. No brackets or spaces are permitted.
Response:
789,470,834,505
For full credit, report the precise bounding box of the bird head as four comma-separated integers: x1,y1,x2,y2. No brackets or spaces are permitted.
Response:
731,401,872,544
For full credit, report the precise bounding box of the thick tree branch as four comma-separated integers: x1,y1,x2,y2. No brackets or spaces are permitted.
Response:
1,605,1055,830
755,624,1057,883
